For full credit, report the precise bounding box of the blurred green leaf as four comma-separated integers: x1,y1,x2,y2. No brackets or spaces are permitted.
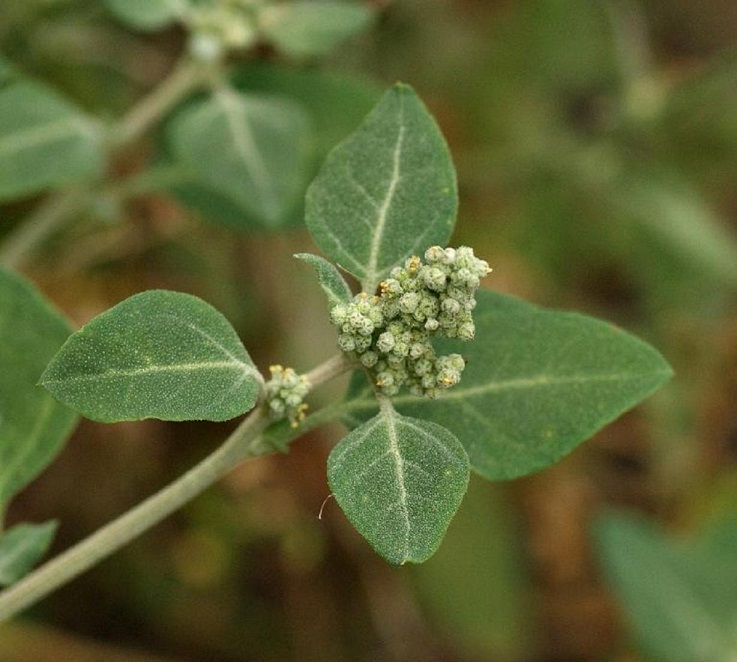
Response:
294,253,353,309
594,512,737,662
620,175,737,288
41,290,262,423
104,0,184,31
328,407,469,564
0,80,103,202
345,290,673,480
0,268,78,510
0,521,57,587
412,479,534,660
167,88,312,230
231,63,380,161
258,1,374,58
306,84,456,290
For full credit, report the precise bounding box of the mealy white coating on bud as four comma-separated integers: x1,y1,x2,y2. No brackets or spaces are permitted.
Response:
328,245,489,397
265,365,310,427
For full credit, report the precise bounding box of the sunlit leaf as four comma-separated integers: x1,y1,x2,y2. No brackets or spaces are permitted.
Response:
104,0,185,31
328,404,469,564
344,290,673,480
305,84,457,291
0,81,103,202
0,268,78,509
0,521,57,587
41,290,262,423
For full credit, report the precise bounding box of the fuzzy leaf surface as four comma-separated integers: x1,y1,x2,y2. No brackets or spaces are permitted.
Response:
259,1,374,58
0,521,57,587
0,269,78,508
305,84,457,290
328,407,469,564
344,290,673,480
294,253,353,309
41,291,261,423
0,81,103,201
168,88,311,229
594,513,737,662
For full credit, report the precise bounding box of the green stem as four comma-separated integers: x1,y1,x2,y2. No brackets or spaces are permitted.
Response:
0,353,350,623
0,56,211,271
114,57,210,145
0,409,268,623
0,190,89,270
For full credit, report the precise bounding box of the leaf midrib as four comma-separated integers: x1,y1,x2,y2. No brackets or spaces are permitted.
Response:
345,369,673,413
42,360,254,385
0,117,88,158
362,103,406,290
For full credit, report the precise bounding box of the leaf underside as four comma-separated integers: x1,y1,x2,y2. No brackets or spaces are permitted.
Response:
344,290,673,481
328,408,469,565
41,290,261,423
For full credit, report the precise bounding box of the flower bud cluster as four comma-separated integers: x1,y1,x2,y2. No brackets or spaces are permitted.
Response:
330,246,490,397
265,365,310,427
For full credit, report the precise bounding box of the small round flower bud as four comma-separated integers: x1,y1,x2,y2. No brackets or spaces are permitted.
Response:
377,331,395,353
360,351,378,368
399,292,420,314
457,321,475,340
338,334,356,352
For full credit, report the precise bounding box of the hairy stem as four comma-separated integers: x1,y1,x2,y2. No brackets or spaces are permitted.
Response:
0,409,268,623
0,353,350,622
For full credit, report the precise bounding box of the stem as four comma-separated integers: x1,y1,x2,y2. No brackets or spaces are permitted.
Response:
114,57,209,145
0,353,350,622
0,190,89,270
1,56,210,271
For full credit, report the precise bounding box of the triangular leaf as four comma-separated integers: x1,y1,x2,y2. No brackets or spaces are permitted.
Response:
41,290,262,423
0,268,78,509
305,84,457,291
328,405,469,564
0,521,57,587
344,290,673,480
167,89,312,229
294,252,353,309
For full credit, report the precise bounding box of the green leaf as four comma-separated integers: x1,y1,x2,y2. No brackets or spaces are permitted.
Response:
594,513,737,662
104,0,185,31
0,268,78,509
305,84,457,290
0,80,104,202
41,290,262,423
258,1,374,58
231,63,381,163
167,88,312,229
327,404,469,564
0,521,57,587
294,253,353,309
344,290,673,480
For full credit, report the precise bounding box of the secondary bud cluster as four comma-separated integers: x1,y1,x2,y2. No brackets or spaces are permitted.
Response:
265,365,310,427
330,246,490,398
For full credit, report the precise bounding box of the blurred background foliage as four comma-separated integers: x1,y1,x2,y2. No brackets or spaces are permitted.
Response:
1,0,737,660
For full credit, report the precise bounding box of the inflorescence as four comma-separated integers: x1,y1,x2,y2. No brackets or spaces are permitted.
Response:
330,246,491,398
265,365,310,427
